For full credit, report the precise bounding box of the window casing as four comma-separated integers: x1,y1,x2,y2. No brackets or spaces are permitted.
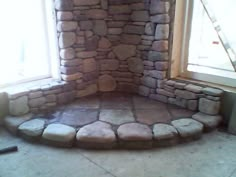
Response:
172,0,236,87
0,0,59,88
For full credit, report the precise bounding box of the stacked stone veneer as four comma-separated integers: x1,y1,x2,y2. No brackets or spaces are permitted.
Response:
5,0,175,116
7,81,76,115
145,80,223,115
56,0,172,94
6,0,223,118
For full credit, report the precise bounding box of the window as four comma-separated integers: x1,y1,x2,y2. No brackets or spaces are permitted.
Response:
174,0,236,87
0,0,59,87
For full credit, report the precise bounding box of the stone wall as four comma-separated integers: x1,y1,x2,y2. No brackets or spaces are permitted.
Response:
4,0,223,119
148,79,223,115
55,0,172,95
7,81,76,115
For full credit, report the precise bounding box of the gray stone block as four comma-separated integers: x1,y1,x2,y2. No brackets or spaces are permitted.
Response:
73,0,100,6
141,76,157,88
98,75,117,92
42,124,76,146
59,32,76,48
124,25,145,35
150,0,170,14
202,87,223,96
60,48,75,60
113,44,136,60
156,89,175,97
171,119,203,139
118,123,152,141
187,100,198,111
151,14,170,23
29,97,46,108
109,5,131,14
100,59,119,71
155,24,169,40
57,21,77,32
55,0,73,10
199,98,220,115
131,11,149,22
127,57,144,73
4,114,33,135
145,22,155,35
86,9,108,20
79,20,93,30
148,51,168,61
121,34,141,45
185,84,203,93
175,89,197,100
9,96,29,116
152,40,168,52
18,119,46,137
93,20,107,36
192,112,222,131
76,121,116,148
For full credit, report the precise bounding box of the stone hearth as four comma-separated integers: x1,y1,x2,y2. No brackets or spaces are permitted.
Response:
4,93,222,149
0,0,225,150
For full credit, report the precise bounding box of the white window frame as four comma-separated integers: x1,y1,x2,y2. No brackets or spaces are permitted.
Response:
0,0,60,88
171,0,236,87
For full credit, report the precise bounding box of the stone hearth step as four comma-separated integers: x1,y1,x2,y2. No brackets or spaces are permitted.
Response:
3,94,222,149
18,119,46,138
171,119,204,141
192,112,222,132
76,121,116,149
4,114,33,135
153,123,179,146
117,123,152,149
42,124,76,147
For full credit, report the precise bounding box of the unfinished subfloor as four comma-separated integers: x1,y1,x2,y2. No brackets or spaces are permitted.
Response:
0,128,236,177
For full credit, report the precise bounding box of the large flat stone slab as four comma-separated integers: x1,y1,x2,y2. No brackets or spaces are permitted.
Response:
4,114,33,135
136,109,172,125
168,105,196,119
171,119,203,140
42,124,76,146
68,96,100,109
18,119,46,137
101,93,132,109
76,121,116,148
59,108,98,127
192,112,222,131
99,109,135,125
133,96,166,109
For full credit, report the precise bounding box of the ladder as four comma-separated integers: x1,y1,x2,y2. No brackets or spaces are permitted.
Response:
200,0,236,72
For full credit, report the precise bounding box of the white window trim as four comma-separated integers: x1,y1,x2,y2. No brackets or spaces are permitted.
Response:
44,0,60,80
0,0,60,88
171,0,236,87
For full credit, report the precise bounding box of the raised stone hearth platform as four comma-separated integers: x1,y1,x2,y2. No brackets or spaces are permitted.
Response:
3,93,222,149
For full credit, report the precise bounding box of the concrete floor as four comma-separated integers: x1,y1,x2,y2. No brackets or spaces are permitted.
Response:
1,128,236,177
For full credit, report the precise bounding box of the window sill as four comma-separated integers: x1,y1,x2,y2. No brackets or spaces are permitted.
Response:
0,78,66,99
174,76,236,93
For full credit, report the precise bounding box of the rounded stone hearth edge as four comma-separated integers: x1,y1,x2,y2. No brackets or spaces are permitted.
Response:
3,94,222,150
